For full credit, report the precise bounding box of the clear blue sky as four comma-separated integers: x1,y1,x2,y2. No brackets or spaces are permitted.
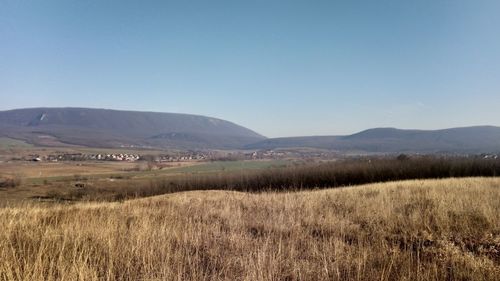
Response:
1,0,499,137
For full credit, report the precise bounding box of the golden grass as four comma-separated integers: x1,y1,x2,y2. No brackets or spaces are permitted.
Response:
1,178,499,280
0,159,202,180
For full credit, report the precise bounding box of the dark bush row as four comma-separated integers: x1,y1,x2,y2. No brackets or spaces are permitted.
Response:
54,156,500,201
160,157,500,191
0,177,21,188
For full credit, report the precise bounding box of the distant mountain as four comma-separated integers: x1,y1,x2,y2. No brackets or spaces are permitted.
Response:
0,108,265,149
246,126,500,154
2,108,498,153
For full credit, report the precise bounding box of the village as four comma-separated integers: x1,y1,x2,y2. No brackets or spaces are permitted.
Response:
25,153,141,162
18,149,342,163
18,149,500,164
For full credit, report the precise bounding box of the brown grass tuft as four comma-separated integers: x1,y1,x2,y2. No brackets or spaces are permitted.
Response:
1,178,499,280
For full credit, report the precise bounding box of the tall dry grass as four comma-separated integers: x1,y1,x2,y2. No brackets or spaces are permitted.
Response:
1,178,499,280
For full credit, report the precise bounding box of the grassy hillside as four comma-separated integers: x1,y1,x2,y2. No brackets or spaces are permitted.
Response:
1,178,499,280
0,137,33,149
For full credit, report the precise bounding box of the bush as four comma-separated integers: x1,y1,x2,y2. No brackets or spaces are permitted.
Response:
0,175,22,188
52,156,500,202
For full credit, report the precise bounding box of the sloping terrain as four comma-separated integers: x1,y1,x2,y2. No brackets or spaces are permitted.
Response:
246,126,500,153
0,108,265,149
2,108,499,153
1,178,498,280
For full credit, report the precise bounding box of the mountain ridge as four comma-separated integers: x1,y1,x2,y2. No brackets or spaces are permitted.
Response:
1,107,499,153
0,107,265,149
246,126,500,153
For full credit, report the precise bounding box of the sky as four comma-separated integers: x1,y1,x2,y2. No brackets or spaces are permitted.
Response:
1,0,500,137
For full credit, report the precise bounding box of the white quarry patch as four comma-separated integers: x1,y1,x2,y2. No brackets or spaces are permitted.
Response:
208,118,220,125
40,113,47,121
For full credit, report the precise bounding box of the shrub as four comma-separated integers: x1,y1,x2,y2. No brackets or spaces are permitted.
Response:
52,156,500,201
0,176,21,188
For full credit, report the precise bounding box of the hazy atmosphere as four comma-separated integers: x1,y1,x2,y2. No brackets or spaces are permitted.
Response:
1,0,499,137
2,2,500,281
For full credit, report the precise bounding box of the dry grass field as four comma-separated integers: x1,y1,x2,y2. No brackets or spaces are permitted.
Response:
0,162,139,178
0,160,287,203
0,160,203,179
1,178,499,281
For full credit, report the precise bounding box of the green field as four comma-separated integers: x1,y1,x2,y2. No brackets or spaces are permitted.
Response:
24,160,290,184
0,137,33,149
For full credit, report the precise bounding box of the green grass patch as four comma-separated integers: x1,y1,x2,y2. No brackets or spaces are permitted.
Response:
0,137,33,148
25,160,290,185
